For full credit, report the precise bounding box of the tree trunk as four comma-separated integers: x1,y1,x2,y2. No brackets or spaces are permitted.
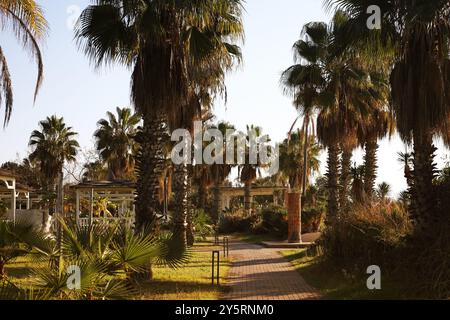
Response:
186,166,195,247
198,182,208,211
212,183,221,225
339,147,352,213
244,181,252,215
56,170,64,272
302,118,310,197
135,114,167,233
411,131,438,235
326,143,340,223
173,164,188,247
364,136,378,201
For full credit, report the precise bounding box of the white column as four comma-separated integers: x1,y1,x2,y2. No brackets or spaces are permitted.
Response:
12,188,16,224
89,189,94,225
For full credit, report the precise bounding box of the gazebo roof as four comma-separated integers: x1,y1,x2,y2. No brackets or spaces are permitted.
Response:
0,169,15,179
71,180,136,191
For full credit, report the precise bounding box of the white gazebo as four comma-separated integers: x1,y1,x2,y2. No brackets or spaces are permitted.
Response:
0,169,45,226
71,180,136,228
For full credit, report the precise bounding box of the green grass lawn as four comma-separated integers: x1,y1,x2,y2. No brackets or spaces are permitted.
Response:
280,249,412,300
140,241,231,300
5,240,231,300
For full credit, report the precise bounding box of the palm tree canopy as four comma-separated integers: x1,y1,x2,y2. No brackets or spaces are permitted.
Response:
75,0,244,129
94,107,140,180
0,0,48,125
29,116,79,182
278,131,322,190
325,0,450,143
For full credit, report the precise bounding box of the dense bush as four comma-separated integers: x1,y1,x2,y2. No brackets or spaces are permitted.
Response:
0,201,6,218
218,209,258,234
302,208,324,233
193,209,214,240
252,205,288,238
321,202,412,272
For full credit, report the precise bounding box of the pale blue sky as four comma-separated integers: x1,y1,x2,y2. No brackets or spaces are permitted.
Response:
1,0,448,196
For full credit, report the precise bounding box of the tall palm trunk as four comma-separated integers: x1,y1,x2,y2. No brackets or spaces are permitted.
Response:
302,118,310,196
411,131,438,234
212,183,221,225
198,182,208,211
56,169,64,271
186,166,195,247
339,147,352,213
135,114,167,232
244,181,252,215
173,164,188,247
364,136,378,201
326,143,340,223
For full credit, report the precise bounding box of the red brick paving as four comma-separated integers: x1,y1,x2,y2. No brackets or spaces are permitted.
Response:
222,241,322,300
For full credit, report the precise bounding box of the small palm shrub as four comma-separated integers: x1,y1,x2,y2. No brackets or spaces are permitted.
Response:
0,219,189,300
192,209,214,240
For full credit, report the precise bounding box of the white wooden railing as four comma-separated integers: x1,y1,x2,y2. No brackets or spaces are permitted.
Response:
78,217,135,229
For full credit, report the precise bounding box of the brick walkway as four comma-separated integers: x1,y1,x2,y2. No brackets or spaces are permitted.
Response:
222,241,321,300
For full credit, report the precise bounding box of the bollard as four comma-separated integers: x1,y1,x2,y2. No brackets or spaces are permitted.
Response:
214,234,219,245
223,237,230,257
211,250,220,285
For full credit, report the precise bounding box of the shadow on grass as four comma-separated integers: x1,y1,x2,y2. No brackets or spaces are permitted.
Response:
281,250,412,300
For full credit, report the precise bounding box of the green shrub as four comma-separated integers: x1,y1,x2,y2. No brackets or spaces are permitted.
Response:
0,201,6,219
218,209,258,234
321,202,412,273
252,205,288,238
193,209,214,240
302,208,324,233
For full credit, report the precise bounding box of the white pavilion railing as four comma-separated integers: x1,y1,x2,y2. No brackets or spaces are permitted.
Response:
78,217,135,229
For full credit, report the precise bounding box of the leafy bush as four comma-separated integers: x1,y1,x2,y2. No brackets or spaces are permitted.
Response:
193,209,214,240
0,201,7,219
252,205,288,238
302,208,324,233
321,202,412,273
218,209,258,234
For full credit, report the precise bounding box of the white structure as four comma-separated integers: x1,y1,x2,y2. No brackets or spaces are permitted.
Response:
71,180,136,229
0,169,45,227
218,186,287,211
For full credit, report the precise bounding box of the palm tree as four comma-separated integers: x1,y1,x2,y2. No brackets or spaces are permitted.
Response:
376,182,391,202
325,0,450,233
296,14,380,221
0,0,47,125
278,131,322,190
82,160,107,182
29,116,79,229
281,29,324,196
239,125,269,215
350,164,366,205
76,0,244,233
209,122,236,224
94,107,140,180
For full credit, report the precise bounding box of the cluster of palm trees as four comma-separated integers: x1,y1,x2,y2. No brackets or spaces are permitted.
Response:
75,0,245,246
280,1,450,239
281,11,392,223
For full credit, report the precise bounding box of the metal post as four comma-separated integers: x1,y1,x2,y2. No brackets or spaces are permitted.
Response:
211,250,220,285
223,237,230,257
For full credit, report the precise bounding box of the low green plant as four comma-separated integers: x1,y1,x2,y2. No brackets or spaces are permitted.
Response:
0,219,190,300
193,209,214,240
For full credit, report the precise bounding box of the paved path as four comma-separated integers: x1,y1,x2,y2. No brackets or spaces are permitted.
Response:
222,241,321,300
